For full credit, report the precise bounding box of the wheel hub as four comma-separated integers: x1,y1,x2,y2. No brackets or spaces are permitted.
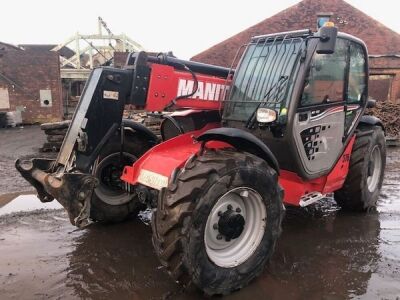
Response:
204,187,267,268
217,208,245,241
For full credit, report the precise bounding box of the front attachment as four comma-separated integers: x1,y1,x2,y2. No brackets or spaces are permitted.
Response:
15,158,98,227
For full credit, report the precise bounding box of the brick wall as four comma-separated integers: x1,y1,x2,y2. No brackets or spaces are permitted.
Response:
0,48,63,123
369,57,400,103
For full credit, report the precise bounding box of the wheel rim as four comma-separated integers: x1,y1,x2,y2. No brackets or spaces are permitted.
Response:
94,152,137,205
204,187,266,268
367,145,382,193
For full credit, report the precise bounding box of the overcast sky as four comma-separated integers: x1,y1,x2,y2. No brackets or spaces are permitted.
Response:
1,0,399,59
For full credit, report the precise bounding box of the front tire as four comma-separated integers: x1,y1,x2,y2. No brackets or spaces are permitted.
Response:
90,131,152,222
335,126,386,212
152,149,284,295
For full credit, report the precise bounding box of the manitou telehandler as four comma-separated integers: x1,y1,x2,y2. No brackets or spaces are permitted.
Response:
16,21,386,295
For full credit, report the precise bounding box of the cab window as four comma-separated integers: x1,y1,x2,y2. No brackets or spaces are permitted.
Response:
301,38,348,106
347,43,367,103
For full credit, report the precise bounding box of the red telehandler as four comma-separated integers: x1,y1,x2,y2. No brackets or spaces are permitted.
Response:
16,22,386,295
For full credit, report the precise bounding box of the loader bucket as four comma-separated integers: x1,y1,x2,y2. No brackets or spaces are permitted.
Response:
15,158,98,227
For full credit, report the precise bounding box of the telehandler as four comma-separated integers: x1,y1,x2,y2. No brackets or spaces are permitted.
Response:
16,21,386,295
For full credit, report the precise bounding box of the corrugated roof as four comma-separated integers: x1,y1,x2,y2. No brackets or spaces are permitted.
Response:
192,0,400,67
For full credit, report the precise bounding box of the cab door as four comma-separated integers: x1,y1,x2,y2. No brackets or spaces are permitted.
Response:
293,38,349,176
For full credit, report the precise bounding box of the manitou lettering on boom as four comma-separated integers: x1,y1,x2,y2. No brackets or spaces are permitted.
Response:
177,79,230,101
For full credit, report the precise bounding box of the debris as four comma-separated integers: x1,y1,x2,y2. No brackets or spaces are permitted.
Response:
366,102,400,137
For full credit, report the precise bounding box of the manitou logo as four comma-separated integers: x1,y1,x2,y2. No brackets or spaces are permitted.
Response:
177,79,229,101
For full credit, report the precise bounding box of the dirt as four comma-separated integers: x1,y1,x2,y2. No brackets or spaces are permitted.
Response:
0,127,400,299
366,102,400,137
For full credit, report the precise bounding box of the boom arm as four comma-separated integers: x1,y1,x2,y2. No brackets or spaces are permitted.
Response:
15,51,231,226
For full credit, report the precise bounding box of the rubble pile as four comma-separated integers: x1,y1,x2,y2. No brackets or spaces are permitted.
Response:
366,102,400,137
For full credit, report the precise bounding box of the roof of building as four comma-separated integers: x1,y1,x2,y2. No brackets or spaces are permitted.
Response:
192,0,400,67
0,41,21,51
19,44,75,59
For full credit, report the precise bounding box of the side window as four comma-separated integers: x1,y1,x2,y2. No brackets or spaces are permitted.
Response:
347,43,367,103
344,42,367,135
301,38,348,106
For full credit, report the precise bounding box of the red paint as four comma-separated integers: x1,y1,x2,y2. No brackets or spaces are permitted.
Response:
145,64,230,111
122,121,356,207
121,123,227,186
279,135,356,205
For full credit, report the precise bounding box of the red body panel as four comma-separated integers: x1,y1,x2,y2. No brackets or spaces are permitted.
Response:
145,64,230,111
121,123,228,190
279,135,356,205
121,126,356,206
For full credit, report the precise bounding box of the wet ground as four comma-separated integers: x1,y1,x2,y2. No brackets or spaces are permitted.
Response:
0,126,54,195
0,126,399,299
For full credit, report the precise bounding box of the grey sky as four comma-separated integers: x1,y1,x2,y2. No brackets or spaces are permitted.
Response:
1,0,399,59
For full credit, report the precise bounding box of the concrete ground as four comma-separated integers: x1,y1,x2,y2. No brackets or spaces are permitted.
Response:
0,126,399,299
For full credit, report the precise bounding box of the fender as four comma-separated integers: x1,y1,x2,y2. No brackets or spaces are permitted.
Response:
121,123,225,190
122,119,159,145
197,127,280,174
358,115,385,132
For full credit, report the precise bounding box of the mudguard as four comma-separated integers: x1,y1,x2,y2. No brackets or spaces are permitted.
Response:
121,126,280,191
122,119,159,145
121,123,227,190
358,115,385,132
197,127,280,174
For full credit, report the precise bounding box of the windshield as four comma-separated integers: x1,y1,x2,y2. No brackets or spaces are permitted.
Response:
223,36,305,121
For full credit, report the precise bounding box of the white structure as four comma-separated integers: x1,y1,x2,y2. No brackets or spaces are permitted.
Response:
52,17,145,79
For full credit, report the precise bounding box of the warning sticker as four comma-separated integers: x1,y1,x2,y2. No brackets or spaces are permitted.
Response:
138,169,169,190
103,90,119,100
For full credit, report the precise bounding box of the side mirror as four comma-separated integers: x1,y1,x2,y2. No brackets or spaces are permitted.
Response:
316,24,338,54
367,99,376,108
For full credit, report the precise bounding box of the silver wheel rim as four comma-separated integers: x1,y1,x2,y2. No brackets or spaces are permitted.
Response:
204,187,266,268
367,145,382,193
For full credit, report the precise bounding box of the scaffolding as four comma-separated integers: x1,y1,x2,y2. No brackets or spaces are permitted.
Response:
52,17,145,79
53,17,145,117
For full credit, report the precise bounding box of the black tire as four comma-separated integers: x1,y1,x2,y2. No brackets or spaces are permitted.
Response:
40,120,71,130
90,131,152,223
44,128,68,136
335,126,386,212
152,149,284,296
47,134,65,142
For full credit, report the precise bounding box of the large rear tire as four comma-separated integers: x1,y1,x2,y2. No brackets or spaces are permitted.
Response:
90,131,152,223
335,125,386,212
152,149,284,296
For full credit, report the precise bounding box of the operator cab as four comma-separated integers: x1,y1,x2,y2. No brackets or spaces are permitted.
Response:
222,23,368,180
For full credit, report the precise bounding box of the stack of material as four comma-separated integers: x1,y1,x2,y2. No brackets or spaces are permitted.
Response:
40,120,71,152
366,102,400,137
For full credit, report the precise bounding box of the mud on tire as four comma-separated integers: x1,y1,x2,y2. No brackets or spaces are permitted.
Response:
335,125,386,212
152,149,284,296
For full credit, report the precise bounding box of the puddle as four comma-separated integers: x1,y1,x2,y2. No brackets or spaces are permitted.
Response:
0,194,62,216
0,147,399,299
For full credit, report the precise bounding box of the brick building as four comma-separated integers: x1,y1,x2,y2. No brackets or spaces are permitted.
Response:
192,0,400,103
0,42,63,123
